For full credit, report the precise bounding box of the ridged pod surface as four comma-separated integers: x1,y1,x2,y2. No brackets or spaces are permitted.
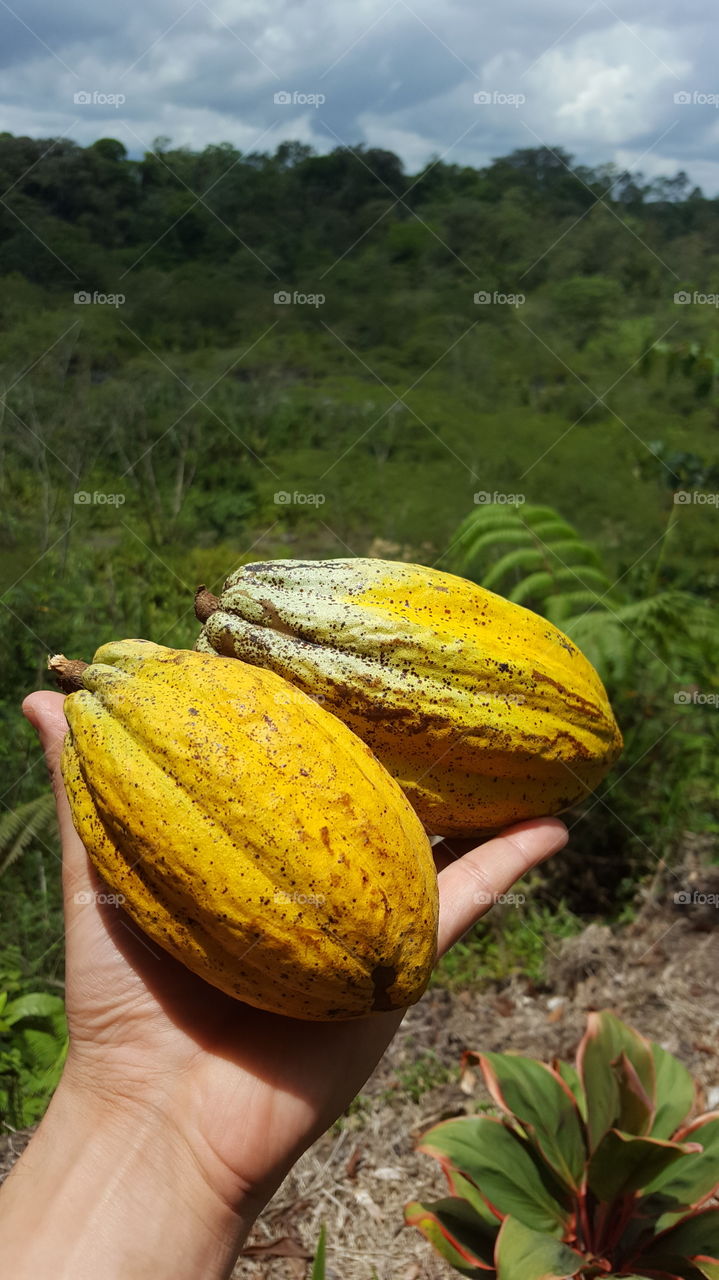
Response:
59,639,438,1020
195,559,623,837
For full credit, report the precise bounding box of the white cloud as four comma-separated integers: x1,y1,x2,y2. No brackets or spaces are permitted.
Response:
0,0,718,190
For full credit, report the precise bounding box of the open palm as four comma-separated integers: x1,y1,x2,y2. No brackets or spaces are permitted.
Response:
24,689,568,1216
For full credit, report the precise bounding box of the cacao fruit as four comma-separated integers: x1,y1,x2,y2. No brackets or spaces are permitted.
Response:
54,639,438,1020
194,558,622,837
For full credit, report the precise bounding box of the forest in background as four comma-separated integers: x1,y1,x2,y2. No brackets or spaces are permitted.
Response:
1,132,718,1121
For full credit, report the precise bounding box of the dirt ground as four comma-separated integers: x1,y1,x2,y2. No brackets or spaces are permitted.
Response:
235,899,719,1279
3,899,718,1279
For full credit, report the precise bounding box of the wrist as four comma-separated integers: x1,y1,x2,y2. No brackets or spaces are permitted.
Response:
0,1064,261,1280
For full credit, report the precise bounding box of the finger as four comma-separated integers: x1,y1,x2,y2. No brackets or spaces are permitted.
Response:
22,691,94,902
436,817,568,956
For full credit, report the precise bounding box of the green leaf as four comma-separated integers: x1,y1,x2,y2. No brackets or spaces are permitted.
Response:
405,1197,496,1274
615,1050,654,1137
0,792,56,878
644,1115,719,1225
510,571,557,606
446,1170,502,1229
552,1060,587,1122
418,1117,570,1235
483,549,546,591
526,522,585,545
589,1130,702,1202
494,1216,585,1279
651,1043,696,1140
577,1011,656,1152
477,1052,585,1190
451,527,531,562
310,1224,326,1280
18,1027,66,1073
638,1207,719,1272
3,993,66,1026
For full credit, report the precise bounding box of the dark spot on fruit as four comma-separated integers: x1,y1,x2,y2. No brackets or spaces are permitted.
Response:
371,964,397,1011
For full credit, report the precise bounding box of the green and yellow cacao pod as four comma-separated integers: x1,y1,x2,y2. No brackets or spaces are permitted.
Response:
195,558,623,837
55,639,438,1020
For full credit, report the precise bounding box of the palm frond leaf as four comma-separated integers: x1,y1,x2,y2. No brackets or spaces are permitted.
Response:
0,792,57,878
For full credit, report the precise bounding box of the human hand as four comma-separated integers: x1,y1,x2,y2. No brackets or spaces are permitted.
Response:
1,690,567,1279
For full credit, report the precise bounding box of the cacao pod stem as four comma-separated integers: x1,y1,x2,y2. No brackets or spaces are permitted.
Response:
195,585,221,623
48,654,88,694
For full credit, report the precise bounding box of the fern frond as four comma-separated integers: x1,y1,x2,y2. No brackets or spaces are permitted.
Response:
0,792,57,878
509,571,557,606
446,527,530,575
483,549,547,591
518,505,567,523
524,520,580,544
536,539,607,569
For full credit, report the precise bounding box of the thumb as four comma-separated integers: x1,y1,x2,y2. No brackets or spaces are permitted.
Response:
22,691,93,899
436,817,568,955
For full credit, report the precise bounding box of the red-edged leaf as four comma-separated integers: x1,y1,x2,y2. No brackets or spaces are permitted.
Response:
588,1129,701,1202
636,1207,719,1275
651,1043,696,1141
446,1169,503,1229
418,1116,570,1236
643,1114,719,1227
494,1215,585,1278
405,1197,496,1275
616,1050,654,1137
577,1011,656,1152
553,1059,587,1123
476,1051,585,1191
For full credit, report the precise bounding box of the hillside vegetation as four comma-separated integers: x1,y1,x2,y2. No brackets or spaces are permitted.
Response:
1,133,718,1049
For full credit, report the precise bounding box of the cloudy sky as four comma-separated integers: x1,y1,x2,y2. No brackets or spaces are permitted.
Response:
1,0,718,189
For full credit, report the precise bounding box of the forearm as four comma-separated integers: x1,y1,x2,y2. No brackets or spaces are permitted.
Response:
0,1073,259,1280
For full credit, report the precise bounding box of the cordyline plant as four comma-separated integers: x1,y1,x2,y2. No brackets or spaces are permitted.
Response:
406,1011,719,1279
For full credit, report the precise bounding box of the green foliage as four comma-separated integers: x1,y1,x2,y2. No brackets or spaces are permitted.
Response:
387,1050,453,1104
445,501,715,686
1,132,718,1036
434,885,582,990
445,502,719,905
0,984,68,1128
0,793,57,878
311,1225,327,1279
407,1011,719,1278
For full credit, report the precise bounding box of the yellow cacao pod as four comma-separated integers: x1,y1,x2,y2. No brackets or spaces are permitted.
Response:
195,558,622,838
57,639,438,1020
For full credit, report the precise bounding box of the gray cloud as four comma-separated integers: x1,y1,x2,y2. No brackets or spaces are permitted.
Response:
0,0,718,190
